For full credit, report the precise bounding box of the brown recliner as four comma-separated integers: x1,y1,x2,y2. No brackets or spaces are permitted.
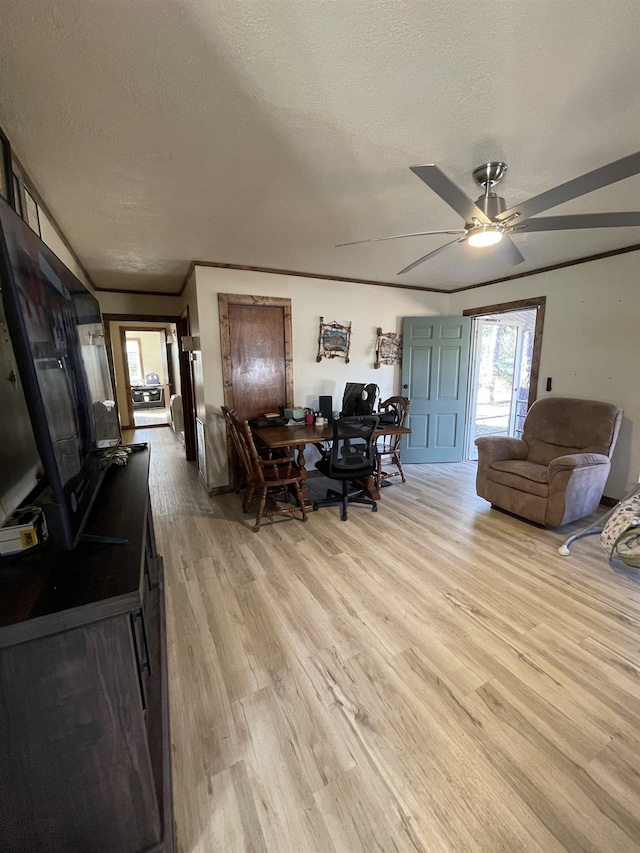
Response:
475,397,623,527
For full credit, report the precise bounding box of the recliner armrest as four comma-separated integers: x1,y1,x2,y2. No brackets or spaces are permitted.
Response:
546,452,612,526
548,452,610,477
474,436,528,499
475,436,528,464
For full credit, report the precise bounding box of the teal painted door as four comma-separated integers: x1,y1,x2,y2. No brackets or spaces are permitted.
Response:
401,316,471,463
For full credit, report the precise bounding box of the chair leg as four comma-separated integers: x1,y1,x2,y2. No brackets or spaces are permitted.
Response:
313,480,377,520
375,453,383,489
394,453,406,483
243,484,255,513
293,481,308,522
254,488,267,532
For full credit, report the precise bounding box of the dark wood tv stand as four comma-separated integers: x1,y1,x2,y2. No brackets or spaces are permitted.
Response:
0,449,175,853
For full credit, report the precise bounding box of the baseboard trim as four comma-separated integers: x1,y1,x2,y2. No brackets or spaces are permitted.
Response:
209,484,234,496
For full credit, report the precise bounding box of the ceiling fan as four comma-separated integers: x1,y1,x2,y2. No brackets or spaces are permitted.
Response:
337,151,640,275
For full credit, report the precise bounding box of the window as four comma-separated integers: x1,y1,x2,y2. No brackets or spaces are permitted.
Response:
126,338,143,385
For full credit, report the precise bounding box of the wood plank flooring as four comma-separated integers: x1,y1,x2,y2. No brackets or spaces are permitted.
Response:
133,426,640,853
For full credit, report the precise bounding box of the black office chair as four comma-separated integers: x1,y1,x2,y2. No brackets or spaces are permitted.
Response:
313,416,380,521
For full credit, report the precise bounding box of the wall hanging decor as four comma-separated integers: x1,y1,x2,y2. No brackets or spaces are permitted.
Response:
316,317,351,363
374,328,402,368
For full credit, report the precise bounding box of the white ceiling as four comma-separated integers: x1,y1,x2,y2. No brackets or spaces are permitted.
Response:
0,0,639,294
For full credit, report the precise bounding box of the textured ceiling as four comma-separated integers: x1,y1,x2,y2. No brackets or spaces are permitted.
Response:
0,0,639,294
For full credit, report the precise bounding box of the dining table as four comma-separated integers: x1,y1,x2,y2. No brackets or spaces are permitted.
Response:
251,420,412,505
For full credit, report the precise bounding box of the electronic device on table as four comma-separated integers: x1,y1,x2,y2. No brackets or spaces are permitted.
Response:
318,395,333,422
341,383,379,417
250,412,288,428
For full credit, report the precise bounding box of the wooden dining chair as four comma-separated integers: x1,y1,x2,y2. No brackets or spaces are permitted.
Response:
222,407,307,531
375,396,411,488
222,406,292,492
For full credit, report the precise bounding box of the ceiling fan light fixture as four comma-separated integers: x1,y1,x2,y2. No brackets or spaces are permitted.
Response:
467,225,503,247
341,152,640,275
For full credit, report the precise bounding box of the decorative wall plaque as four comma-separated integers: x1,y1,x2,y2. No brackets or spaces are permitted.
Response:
374,327,402,368
316,317,351,363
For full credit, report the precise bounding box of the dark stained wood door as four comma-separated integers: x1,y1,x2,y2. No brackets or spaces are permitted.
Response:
219,294,293,423
177,310,197,461
229,304,286,421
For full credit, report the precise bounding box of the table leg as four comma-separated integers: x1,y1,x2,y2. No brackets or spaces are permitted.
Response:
295,444,311,506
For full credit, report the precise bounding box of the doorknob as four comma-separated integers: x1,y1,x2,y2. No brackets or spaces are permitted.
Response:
403,384,408,389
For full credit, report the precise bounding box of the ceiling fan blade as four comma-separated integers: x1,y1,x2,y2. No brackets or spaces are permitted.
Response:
397,237,463,275
495,235,526,266
335,228,466,247
515,212,640,232
497,150,640,223
410,164,491,225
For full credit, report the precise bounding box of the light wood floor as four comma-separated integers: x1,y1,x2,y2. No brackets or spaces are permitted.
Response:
133,405,170,427
134,426,640,853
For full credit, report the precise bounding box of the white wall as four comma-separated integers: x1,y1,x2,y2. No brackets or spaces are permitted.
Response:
133,329,167,381
194,266,449,488
38,209,95,291
449,251,640,498
97,290,181,317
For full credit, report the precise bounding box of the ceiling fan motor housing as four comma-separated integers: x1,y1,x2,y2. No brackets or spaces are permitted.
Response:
472,161,508,188
475,192,508,220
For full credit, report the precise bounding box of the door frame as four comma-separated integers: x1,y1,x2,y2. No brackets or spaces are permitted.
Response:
463,296,546,412
103,313,196,453
218,293,294,413
119,326,136,427
218,293,294,486
118,326,170,429
177,308,197,462
465,311,535,460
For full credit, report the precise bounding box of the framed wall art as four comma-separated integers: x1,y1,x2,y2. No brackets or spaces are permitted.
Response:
316,317,351,363
24,187,41,237
374,327,402,368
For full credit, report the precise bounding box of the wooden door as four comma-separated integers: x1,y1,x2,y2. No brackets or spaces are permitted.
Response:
119,327,136,428
177,310,197,462
219,294,293,422
401,316,471,463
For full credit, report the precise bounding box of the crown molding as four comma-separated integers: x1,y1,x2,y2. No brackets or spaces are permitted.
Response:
188,260,450,293
448,243,640,293
81,243,640,300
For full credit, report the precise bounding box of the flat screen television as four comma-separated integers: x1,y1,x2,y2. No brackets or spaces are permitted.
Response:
0,197,119,550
